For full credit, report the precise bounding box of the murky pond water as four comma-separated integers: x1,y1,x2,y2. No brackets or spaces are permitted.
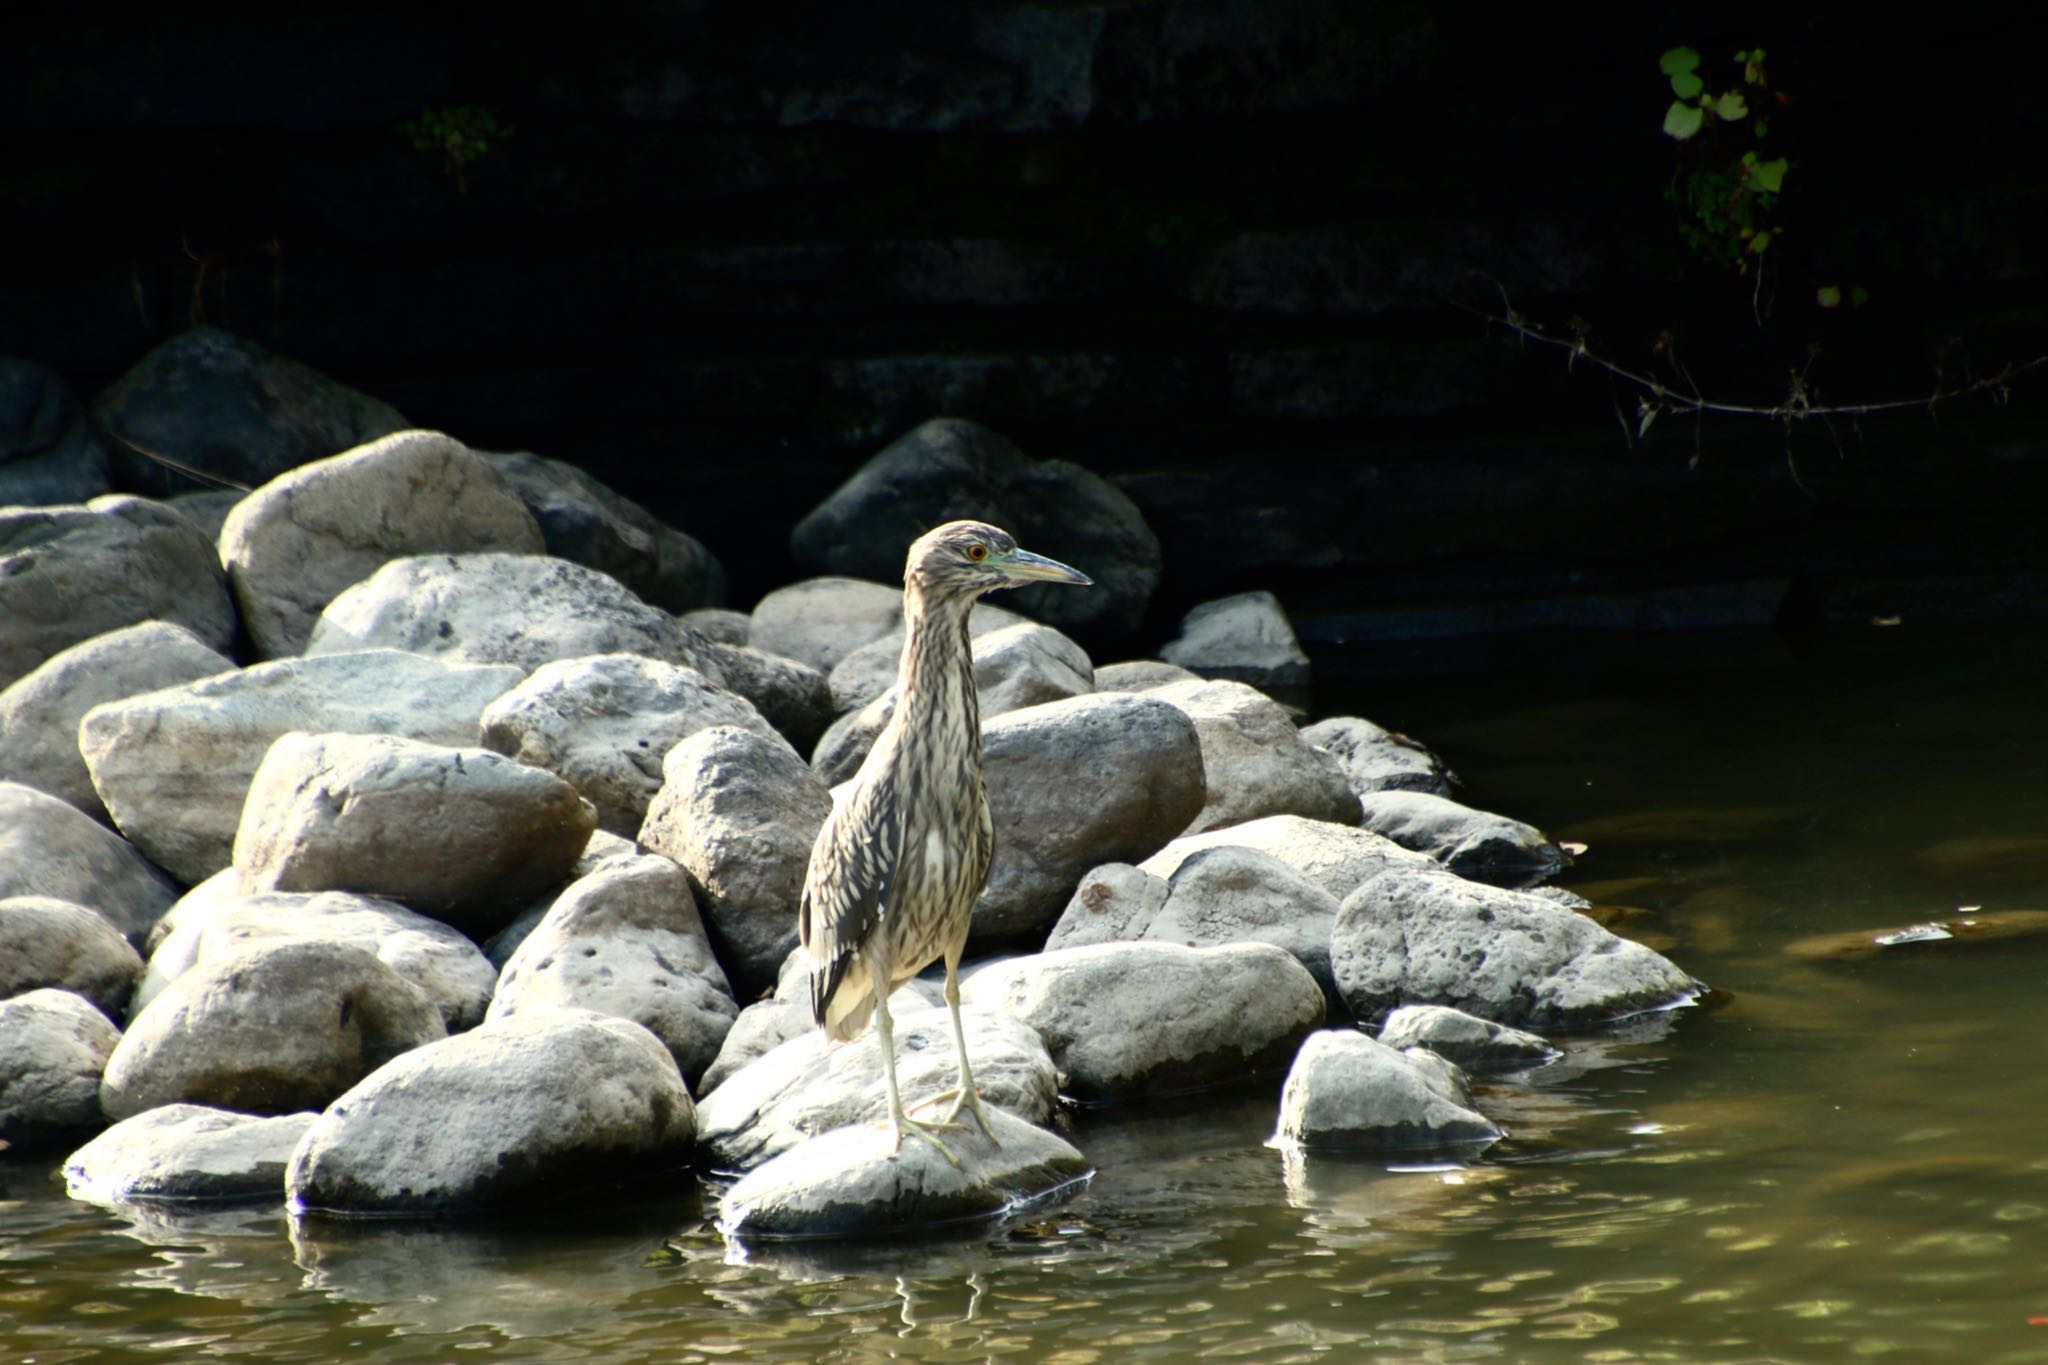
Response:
8,617,2048,1363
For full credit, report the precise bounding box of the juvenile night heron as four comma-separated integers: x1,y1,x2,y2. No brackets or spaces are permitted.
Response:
799,520,1092,1162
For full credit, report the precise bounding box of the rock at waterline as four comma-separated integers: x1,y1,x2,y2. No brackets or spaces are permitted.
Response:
718,1106,1091,1240
287,1010,694,1215
1145,678,1358,835
0,782,180,945
1356,789,1569,888
65,1104,316,1204
0,895,145,1018
1300,714,1458,798
1158,590,1312,692
1272,1030,1503,1153
1376,1004,1559,1071
1782,909,2048,961
0,989,120,1149
1139,813,1434,906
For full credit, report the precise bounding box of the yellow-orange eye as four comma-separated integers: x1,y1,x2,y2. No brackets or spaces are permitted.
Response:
967,543,989,561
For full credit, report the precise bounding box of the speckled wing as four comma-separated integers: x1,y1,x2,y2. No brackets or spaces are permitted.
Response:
799,768,902,1031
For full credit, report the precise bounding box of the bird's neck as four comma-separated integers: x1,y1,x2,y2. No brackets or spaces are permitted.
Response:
896,582,980,740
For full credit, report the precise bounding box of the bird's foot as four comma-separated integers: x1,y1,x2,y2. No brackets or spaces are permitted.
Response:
913,1086,1001,1145
887,1111,963,1168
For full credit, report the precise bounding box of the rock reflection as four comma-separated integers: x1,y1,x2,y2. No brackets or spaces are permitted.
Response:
96,1200,302,1305
1281,1149,1511,1252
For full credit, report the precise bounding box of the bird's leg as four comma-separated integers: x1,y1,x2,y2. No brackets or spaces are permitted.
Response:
919,956,1000,1144
873,983,962,1167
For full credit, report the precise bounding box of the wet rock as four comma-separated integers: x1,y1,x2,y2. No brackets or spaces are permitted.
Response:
1139,813,1433,904
0,622,234,824
0,988,120,1148
972,692,1206,946
135,890,498,1031
695,1000,1056,1170
824,601,1028,713
1091,659,1201,693
1356,790,1568,888
0,782,180,944
0,495,235,690
1159,590,1311,691
1300,715,1457,798
789,418,1160,638
101,939,444,1121
1331,865,1703,1029
479,655,780,837
220,429,546,658
1271,1030,1502,1152
963,941,1325,1101
1043,863,1172,951
1782,909,2048,962
64,1104,317,1204
287,1010,694,1214
748,576,904,673
718,1106,1089,1240
1376,1004,1559,1071
488,852,737,1087
233,731,596,940
695,639,834,754
0,896,144,1017
1148,679,1357,835
0,358,110,505
91,326,408,497
79,650,524,886
639,725,832,997
304,554,721,678
484,449,725,614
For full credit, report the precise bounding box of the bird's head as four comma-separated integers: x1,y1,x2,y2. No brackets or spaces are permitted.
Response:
904,520,1093,600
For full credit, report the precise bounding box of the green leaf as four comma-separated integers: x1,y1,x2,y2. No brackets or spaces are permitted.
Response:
1747,229,1773,254
1670,71,1705,99
1663,101,1706,140
1750,156,1789,193
1816,285,1842,308
1851,286,1871,307
1659,47,1701,77
1734,49,1749,61
1714,90,1749,120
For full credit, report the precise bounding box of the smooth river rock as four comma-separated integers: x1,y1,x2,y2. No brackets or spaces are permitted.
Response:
1376,1004,1559,1071
1271,1030,1503,1152
0,782,181,944
822,601,1030,714
1138,813,1433,905
0,896,145,1018
65,1104,318,1204
1356,790,1569,888
0,988,120,1149
747,576,905,673
1148,678,1358,834
1158,590,1311,691
1301,715,1457,798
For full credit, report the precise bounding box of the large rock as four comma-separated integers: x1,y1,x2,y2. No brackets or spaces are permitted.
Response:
1376,1004,1558,1071
1139,813,1434,904
963,941,1325,1100
698,977,941,1097
823,600,1028,713
91,326,409,497
100,939,446,1121
64,1104,317,1204
479,654,779,837
487,852,737,1087
1042,863,1172,951
789,418,1160,638
971,692,1206,946
484,450,725,614
1158,590,1311,691
0,358,110,505
220,429,546,658
233,731,596,940
695,1000,1057,1170
747,576,905,673
1356,790,1568,888
134,889,499,1031
0,496,235,690
0,896,144,1017
1148,679,1358,834
0,782,180,944
693,639,834,756
305,553,722,678
1271,1030,1503,1152
638,725,832,996
286,1010,695,1214
78,650,524,885
719,1106,1090,1240
0,988,120,1148
1301,715,1457,798
1331,865,1704,1029
0,621,234,823
1091,659,1201,693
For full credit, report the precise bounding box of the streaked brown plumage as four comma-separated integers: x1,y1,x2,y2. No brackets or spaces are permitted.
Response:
799,520,1091,1161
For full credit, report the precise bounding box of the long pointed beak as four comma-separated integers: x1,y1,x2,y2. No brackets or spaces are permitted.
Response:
997,547,1092,586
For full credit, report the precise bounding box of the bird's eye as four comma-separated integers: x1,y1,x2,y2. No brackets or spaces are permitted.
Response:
966,543,989,561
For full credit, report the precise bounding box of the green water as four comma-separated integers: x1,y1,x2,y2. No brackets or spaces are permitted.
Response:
7,618,2048,1363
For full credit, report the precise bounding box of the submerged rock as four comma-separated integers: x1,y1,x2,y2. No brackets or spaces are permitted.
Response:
1272,1030,1502,1152
1782,909,2048,962
0,988,120,1149
65,1104,317,1204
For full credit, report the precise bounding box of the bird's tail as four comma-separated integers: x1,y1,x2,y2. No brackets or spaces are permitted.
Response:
815,955,877,1042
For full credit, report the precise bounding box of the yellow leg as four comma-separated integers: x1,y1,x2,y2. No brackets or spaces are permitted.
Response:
926,958,1000,1144
873,984,961,1167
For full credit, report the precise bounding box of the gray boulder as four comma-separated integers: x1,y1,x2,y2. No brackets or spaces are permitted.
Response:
0,782,180,944
788,417,1160,638
91,326,408,497
1301,715,1456,798
79,651,525,886
695,639,835,755
1043,863,1172,951
0,495,235,690
220,429,546,658
1092,659,1201,693
167,489,245,543
487,852,737,1087
286,1010,695,1214
719,1106,1090,1240
1149,679,1357,834
134,889,498,1031
824,600,1028,713
0,896,144,1017
1271,1030,1503,1152
695,1000,1057,1170
971,692,1206,946
233,731,596,940
478,655,780,837
484,449,726,613
1356,790,1569,888
1332,865,1705,1029
639,725,832,997
680,607,750,645
699,975,940,1097
0,988,120,1148
304,553,721,678
963,941,1325,1101
1139,813,1434,904
0,621,234,823
64,1104,317,1204
1376,1004,1559,1071
100,939,445,1121
0,358,110,505
1158,590,1311,691
748,576,905,673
